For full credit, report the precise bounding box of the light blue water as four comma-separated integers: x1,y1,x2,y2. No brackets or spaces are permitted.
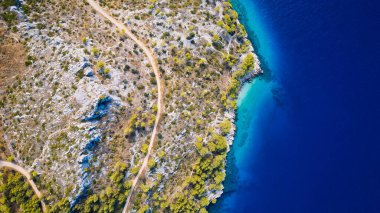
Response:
209,0,281,211
214,77,280,212
210,0,380,212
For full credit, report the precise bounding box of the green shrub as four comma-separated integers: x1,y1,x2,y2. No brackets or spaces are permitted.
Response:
2,11,17,25
219,119,232,135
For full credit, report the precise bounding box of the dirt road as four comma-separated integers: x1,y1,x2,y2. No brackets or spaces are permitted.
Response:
85,1,164,212
0,160,47,212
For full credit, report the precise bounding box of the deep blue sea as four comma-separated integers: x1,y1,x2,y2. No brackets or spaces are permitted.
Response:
210,0,380,212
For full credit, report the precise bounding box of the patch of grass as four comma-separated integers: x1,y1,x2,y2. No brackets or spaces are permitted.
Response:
2,11,17,25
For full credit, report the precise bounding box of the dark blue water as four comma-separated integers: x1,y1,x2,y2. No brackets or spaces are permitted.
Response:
210,0,380,212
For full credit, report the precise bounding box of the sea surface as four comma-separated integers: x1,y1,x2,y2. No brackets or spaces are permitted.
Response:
210,0,380,212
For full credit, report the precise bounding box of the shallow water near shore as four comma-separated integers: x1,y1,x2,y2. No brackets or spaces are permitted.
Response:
210,0,380,212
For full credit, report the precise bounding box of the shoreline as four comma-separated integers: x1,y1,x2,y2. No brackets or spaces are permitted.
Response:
215,0,264,206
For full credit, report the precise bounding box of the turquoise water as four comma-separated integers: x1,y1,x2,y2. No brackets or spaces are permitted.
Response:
210,0,380,212
209,0,281,211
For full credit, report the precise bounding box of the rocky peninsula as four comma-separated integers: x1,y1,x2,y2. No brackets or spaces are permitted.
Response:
0,0,261,212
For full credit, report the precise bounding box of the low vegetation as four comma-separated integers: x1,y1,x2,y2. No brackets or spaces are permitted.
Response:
0,0,261,211
0,169,42,213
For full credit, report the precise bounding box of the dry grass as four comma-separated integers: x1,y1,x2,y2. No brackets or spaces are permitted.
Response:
0,28,27,92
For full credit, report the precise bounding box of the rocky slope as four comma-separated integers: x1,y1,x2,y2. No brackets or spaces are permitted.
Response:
0,0,262,212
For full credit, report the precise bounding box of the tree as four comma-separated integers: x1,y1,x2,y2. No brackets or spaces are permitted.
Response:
0,170,42,213
124,181,132,190
214,171,226,184
219,119,232,135
82,37,88,44
84,194,100,212
148,158,156,169
212,34,223,50
140,184,150,193
6,156,14,162
195,140,203,152
91,47,100,56
124,114,137,136
240,53,255,72
49,198,70,212
141,144,149,154
199,208,208,213
96,60,105,69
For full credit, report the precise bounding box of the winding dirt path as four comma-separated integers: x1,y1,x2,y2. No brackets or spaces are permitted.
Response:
0,160,47,212
85,0,164,212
